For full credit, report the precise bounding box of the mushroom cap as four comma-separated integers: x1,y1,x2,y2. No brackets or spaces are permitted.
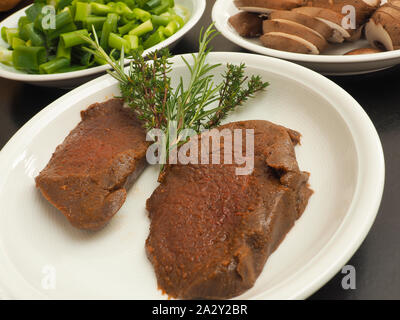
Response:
260,32,320,54
263,19,328,51
269,10,333,40
234,0,306,12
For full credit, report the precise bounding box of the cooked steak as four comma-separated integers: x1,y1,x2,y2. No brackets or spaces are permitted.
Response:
146,120,312,299
35,99,148,231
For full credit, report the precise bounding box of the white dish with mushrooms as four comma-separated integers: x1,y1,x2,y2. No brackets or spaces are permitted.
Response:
212,0,400,75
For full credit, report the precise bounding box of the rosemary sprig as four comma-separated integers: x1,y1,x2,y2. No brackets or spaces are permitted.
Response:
80,24,269,174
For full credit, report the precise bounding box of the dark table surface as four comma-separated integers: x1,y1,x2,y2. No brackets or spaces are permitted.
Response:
1,0,399,300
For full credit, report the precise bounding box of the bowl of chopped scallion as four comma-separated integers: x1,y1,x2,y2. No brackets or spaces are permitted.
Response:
0,0,205,87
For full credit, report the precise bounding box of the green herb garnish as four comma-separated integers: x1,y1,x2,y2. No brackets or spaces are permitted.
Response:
81,24,269,176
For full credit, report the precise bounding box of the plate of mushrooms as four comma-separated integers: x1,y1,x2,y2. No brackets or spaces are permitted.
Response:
212,0,400,75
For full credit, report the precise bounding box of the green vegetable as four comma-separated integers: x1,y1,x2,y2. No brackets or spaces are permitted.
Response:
39,57,70,73
81,25,268,178
132,7,151,21
5,28,19,45
23,23,45,46
90,2,113,16
56,39,72,60
75,2,92,21
151,14,170,26
143,26,164,49
100,12,118,50
12,46,47,71
146,0,161,9
163,19,178,37
84,16,107,30
123,34,138,50
47,22,77,40
118,20,137,35
25,3,44,23
60,29,89,48
114,2,132,15
128,19,152,36
108,32,130,51
0,48,13,65
151,0,170,15
0,0,187,73
17,17,31,41
57,64,87,72
12,37,26,49
1,27,7,42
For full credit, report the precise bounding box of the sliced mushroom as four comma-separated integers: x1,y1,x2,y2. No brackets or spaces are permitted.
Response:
260,32,319,53
269,10,333,40
365,8,400,51
228,12,264,38
292,6,352,42
344,47,382,54
388,0,400,10
378,3,400,19
346,25,364,42
263,19,327,51
234,0,306,13
305,0,379,27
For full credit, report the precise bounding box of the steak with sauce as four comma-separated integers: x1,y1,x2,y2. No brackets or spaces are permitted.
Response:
146,120,312,299
35,99,148,230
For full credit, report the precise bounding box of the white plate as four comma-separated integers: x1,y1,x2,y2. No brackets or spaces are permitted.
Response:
212,0,400,75
0,52,384,299
0,0,205,88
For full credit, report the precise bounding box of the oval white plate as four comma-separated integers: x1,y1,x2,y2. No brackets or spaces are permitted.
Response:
212,0,400,75
0,52,384,299
0,0,205,88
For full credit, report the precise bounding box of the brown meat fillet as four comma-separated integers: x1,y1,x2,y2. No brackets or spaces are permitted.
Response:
146,120,312,299
35,98,148,231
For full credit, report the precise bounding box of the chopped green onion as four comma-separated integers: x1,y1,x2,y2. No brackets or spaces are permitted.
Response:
75,2,92,22
1,27,7,42
163,20,178,37
39,57,70,73
123,34,138,50
108,32,130,51
56,39,72,61
132,8,151,21
22,23,44,46
47,22,77,40
118,20,138,35
25,3,44,23
128,19,153,36
12,46,47,71
143,26,165,49
60,29,89,48
146,0,161,9
17,17,31,41
84,16,107,30
151,0,170,15
151,14,170,26
115,2,132,15
12,37,26,49
5,28,19,45
90,2,113,15
0,48,13,65
100,13,118,50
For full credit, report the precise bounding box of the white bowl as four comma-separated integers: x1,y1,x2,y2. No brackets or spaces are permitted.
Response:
0,52,384,299
0,0,206,87
212,0,400,75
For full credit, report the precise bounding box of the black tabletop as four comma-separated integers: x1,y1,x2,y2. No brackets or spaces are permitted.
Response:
1,0,399,300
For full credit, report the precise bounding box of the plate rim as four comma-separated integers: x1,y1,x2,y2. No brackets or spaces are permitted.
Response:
0,52,385,299
0,0,206,82
212,0,400,64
